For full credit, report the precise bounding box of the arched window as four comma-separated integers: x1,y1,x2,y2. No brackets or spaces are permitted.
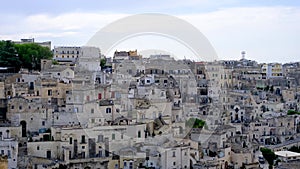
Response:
106,108,111,113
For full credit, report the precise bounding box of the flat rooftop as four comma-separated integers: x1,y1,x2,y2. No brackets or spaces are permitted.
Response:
275,151,300,157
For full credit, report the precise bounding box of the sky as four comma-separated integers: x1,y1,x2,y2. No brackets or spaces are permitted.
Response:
1,0,300,63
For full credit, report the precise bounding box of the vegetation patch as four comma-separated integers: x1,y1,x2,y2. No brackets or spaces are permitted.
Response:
186,118,205,128
287,110,300,115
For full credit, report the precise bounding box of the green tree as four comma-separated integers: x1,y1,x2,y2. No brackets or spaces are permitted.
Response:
287,110,300,115
260,147,276,167
186,118,205,128
0,40,21,70
14,43,52,70
100,58,106,68
52,60,59,65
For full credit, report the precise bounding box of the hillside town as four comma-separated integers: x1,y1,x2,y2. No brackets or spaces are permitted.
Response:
0,39,300,169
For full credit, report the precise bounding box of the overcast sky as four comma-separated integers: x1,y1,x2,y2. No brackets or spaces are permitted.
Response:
1,0,300,63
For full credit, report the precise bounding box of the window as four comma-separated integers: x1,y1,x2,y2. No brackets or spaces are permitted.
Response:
37,146,40,150
46,150,51,159
112,133,115,140
69,137,72,144
11,105,14,109
138,131,141,138
98,93,102,100
81,135,86,143
106,108,111,113
111,91,115,98
42,121,45,126
173,162,176,166
91,109,94,114
29,82,34,90
48,90,52,96
173,151,176,157
98,135,103,142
